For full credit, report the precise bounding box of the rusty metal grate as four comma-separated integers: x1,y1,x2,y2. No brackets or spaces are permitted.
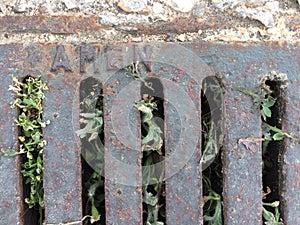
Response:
0,43,299,225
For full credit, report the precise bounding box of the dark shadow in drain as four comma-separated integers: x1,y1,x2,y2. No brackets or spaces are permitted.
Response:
201,76,224,225
79,77,105,225
140,77,166,225
262,80,285,223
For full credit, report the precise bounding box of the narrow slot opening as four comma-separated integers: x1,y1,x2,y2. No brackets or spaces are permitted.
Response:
262,80,285,224
140,78,166,225
14,76,46,225
201,77,224,225
79,77,105,225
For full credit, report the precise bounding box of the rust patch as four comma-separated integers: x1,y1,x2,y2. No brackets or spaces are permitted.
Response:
136,17,225,35
0,15,102,34
188,79,195,100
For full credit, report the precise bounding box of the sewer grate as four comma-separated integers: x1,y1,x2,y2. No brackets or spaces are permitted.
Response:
0,43,299,225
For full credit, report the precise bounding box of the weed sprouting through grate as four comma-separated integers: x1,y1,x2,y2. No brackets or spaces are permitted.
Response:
136,77,166,225
201,77,224,225
77,77,104,225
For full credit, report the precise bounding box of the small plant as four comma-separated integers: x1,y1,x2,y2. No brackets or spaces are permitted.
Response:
237,84,295,142
202,175,222,225
237,84,275,121
262,201,283,225
125,62,154,91
135,97,165,225
76,108,103,224
76,81,104,224
201,77,224,225
237,82,286,225
1,76,49,225
200,118,218,169
135,98,163,154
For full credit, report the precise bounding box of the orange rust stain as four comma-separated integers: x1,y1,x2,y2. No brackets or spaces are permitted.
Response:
188,79,195,100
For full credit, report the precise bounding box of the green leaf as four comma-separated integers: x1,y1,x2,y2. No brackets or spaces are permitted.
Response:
0,148,22,156
143,191,158,206
88,132,99,142
273,133,284,141
263,207,276,222
262,106,271,118
91,204,100,218
261,109,267,121
80,112,98,119
264,98,275,107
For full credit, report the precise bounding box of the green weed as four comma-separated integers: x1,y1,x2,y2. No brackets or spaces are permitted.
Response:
125,62,154,91
202,175,222,225
237,85,296,142
262,201,283,225
202,77,224,225
1,76,49,225
78,125,103,224
76,82,103,224
237,82,286,225
135,97,165,225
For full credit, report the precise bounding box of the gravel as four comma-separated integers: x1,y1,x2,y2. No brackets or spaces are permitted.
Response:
0,0,299,43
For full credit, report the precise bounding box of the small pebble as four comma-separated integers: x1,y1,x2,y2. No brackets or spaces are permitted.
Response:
291,15,300,29
0,5,7,14
251,10,275,27
247,0,267,7
132,37,142,42
152,2,164,14
265,1,279,13
166,0,195,13
193,3,206,17
118,0,148,13
14,0,27,13
63,0,78,9
236,6,275,27
177,33,186,42
165,35,174,42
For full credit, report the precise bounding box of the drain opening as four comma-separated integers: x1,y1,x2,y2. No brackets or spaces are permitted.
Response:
139,77,166,225
262,80,285,224
6,76,48,225
79,77,105,225
201,76,224,225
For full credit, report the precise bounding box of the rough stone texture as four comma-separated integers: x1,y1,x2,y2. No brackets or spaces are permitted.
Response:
0,0,299,44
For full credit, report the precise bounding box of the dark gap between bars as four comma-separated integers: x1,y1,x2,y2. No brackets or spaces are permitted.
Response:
141,78,166,224
201,76,224,225
262,80,285,223
79,77,105,225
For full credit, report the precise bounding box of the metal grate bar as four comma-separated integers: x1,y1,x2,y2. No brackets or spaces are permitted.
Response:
282,72,300,224
43,74,82,224
163,77,203,224
0,44,23,225
222,87,262,225
104,74,142,225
